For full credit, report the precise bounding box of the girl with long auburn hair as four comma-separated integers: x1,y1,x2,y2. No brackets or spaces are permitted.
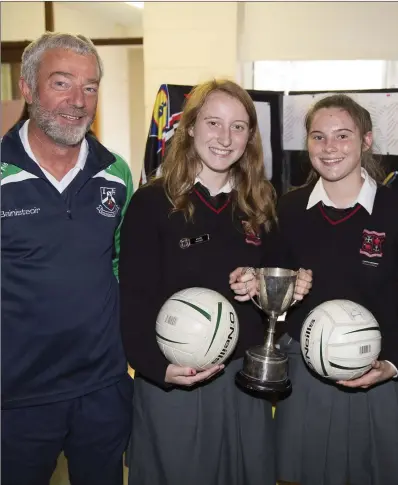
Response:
159,79,276,231
119,79,312,485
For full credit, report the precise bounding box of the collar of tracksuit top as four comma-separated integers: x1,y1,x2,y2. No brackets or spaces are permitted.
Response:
1,122,116,183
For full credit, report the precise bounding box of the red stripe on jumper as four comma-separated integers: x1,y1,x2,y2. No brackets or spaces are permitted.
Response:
318,202,362,226
193,189,231,214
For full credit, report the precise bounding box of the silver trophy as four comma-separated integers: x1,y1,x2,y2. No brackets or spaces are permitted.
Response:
236,267,297,394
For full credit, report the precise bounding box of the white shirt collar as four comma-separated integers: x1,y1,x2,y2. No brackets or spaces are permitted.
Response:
306,168,377,215
194,175,234,196
19,119,88,171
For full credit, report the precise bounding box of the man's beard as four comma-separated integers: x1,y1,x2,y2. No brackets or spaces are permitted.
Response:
29,96,94,146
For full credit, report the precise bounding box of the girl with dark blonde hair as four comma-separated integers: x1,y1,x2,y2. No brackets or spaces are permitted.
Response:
232,93,398,485
119,79,311,485
159,78,277,230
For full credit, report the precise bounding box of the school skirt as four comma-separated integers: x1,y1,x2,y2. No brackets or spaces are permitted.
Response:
126,358,276,485
275,334,398,485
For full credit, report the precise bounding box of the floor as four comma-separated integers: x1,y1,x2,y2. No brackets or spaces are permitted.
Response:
50,453,290,485
50,453,128,485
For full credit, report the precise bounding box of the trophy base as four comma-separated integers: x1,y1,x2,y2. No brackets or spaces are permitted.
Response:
235,370,292,395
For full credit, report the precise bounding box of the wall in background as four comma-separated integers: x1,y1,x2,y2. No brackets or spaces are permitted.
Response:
1,2,45,40
142,1,239,126
128,46,146,185
96,45,132,176
242,2,398,61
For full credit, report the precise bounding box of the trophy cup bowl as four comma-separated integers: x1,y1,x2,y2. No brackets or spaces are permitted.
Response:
235,267,297,394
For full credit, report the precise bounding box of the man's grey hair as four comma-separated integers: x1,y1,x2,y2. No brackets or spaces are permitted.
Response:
21,32,104,92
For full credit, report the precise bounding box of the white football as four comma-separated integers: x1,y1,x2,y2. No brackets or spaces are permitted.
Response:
156,287,239,370
300,300,381,381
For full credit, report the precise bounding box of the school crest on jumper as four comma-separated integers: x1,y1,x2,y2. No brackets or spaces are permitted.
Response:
360,229,385,258
241,220,261,246
97,187,120,218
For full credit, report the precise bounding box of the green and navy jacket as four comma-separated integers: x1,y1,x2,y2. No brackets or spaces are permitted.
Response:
1,123,133,409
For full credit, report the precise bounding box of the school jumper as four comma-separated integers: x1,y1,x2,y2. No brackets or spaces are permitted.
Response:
120,182,276,485
266,171,398,485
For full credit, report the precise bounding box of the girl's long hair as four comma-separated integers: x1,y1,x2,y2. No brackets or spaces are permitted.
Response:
151,79,276,232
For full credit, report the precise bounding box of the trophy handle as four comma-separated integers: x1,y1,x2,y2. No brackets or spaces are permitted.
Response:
241,267,263,310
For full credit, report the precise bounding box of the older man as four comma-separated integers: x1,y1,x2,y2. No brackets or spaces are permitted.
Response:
1,32,133,485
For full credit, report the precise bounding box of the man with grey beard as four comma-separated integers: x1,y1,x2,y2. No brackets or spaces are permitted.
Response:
1,32,134,485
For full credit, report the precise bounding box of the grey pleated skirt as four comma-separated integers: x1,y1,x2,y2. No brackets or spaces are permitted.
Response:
127,358,276,485
275,334,398,485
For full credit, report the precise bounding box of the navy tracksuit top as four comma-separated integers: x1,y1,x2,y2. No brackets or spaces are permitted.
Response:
1,123,133,408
